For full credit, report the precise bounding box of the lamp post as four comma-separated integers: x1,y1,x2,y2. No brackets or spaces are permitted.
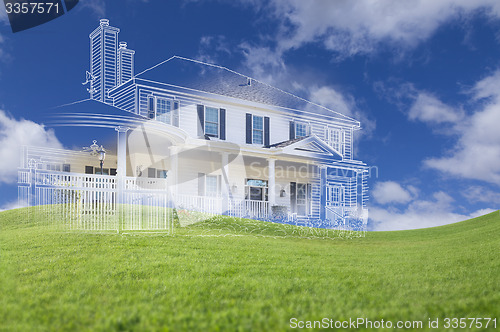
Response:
84,140,107,175
98,146,106,175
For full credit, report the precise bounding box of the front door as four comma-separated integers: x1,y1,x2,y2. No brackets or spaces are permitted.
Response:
290,182,311,216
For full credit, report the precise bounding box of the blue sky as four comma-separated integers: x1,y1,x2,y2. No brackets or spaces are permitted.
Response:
1,0,500,230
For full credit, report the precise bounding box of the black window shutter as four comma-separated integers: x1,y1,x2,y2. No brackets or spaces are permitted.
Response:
290,182,297,214
219,108,226,140
197,105,204,137
246,113,252,144
264,116,270,146
173,101,180,127
289,121,295,140
148,96,155,119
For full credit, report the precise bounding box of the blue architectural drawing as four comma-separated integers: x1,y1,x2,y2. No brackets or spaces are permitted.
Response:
18,19,370,233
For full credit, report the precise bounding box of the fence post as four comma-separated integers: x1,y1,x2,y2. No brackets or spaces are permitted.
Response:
116,126,130,233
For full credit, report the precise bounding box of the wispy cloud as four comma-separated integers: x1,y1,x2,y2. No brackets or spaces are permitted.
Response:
0,110,63,184
196,35,232,64
237,0,500,61
78,0,106,18
372,181,417,205
369,181,495,231
423,69,500,185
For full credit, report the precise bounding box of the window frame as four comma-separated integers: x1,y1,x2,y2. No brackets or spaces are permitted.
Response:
244,178,268,201
155,97,172,124
148,95,178,126
252,115,264,145
295,121,309,139
326,127,344,155
205,175,219,196
204,106,220,138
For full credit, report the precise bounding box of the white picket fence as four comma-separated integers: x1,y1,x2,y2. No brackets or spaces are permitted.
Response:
18,169,274,232
18,169,173,233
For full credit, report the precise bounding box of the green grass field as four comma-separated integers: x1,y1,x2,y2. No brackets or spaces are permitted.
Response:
0,209,498,331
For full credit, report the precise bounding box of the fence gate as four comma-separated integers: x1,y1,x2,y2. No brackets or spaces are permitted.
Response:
18,169,174,233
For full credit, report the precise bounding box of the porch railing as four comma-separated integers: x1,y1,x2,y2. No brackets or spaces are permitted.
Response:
175,194,223,215
229,199,269,220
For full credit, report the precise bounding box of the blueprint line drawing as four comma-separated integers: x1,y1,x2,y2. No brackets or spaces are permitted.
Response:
18,19,370,237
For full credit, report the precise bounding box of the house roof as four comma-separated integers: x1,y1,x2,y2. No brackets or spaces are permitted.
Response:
266,136,308,148
48,99,149,129
134,56,359,126
267,135,343,162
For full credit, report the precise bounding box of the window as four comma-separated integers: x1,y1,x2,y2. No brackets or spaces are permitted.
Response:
245,179,268,201
156,98,171,124
252,115,264,144
295,122,308,138
326,128,344,154
148,168,156,178
246,113,269,145
95,168,109,175
63,164,71,172
148,96,179,126
206,175,218,196
157,170,168,179
327,185,344,207
198,105,226,140
46,164,61,171
85,166,94,174
205,107,219,137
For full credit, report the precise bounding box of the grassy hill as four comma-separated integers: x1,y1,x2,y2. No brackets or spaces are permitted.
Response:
0,209,498,331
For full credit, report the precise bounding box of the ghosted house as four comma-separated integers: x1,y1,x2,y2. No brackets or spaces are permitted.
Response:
18,19,369,229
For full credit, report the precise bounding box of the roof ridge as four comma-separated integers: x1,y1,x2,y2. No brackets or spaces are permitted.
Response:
136,55,358,123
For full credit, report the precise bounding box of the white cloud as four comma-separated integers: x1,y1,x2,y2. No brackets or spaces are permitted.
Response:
239,42,286,85
197,35,232,65
307,85,375,136
408,92,464,124
461,185,500,204
369,190,495,231
372,181,415,205
0,110,63,184
424,70,500,184
78,0,106,17
263,0,500,57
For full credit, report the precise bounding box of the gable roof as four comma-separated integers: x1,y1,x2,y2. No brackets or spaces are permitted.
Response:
267,135,343,161
266,136,308,148
133,56,359,126
49,99,150,130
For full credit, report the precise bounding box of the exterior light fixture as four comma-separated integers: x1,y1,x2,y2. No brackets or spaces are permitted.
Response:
83,140,107,175
280,188,286,197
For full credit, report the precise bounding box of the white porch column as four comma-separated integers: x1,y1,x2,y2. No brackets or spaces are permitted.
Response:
115,126,129,205
221,152,230,214
268,158,276,216
170,146,179,196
